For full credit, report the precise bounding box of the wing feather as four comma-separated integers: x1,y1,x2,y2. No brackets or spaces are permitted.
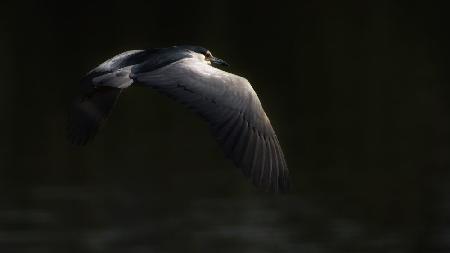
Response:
268,137,280,191
68,87,122,145
133,57,289,192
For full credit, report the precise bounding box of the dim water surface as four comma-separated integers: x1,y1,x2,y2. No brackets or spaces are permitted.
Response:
1,181,449,253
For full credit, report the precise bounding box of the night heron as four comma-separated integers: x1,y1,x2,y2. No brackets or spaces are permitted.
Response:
68,45,289,192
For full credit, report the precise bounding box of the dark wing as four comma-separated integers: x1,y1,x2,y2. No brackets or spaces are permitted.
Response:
68,50,147,145
68,48,192,145
132,58,289,192
67,87,122,145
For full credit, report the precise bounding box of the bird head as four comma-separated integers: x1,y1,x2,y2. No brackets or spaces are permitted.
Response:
202,50,229,67
179,45,229,67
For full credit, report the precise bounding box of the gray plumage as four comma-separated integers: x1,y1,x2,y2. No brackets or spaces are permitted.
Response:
68,45,289,192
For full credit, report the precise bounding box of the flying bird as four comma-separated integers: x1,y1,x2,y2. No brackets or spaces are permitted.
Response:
68,45,289,192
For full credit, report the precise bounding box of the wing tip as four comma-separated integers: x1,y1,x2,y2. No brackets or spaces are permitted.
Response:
251,168,291,193
216,117,290,193
66,117,95,146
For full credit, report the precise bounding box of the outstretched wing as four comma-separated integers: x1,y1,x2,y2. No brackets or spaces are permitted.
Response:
132,58,289,192
68,48,197,145
68,50,147,145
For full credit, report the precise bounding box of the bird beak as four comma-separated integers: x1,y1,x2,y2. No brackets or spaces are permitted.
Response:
210,56,229,67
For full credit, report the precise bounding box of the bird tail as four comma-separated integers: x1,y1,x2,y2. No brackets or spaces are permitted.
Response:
67,87,122,145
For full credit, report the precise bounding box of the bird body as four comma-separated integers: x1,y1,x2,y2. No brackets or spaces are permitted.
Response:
69,45,289,192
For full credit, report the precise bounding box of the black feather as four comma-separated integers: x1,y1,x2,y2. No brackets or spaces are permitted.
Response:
67,87,122,145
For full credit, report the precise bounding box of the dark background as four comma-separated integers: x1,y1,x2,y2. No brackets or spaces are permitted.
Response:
0,0,449,252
